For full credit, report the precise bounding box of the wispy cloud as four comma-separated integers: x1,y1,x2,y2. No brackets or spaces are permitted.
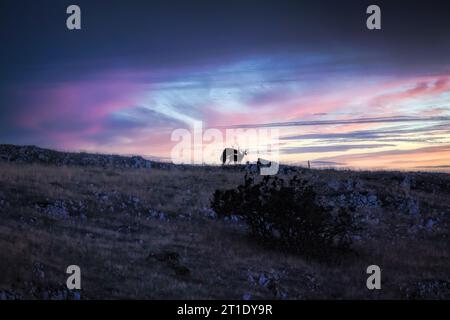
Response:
282,144,395,154
314,145,450,172
224,116,450,129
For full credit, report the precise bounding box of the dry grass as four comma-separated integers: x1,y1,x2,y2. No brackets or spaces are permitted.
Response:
0,162,449,299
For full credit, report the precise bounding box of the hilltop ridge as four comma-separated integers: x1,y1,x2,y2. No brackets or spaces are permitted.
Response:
0,144,449,299
0,144,154,169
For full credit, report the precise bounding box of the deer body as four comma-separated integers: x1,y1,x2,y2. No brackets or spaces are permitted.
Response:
221,148,247,165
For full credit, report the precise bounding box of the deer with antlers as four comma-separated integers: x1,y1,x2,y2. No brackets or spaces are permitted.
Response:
221,147,248,165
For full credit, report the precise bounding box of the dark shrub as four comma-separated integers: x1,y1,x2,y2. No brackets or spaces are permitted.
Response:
211,174,359,258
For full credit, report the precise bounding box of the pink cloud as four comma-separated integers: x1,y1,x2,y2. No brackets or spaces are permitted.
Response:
369,76,450,109
13,78,147,149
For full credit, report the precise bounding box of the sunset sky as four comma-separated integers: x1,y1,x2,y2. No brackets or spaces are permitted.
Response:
1,0,450,171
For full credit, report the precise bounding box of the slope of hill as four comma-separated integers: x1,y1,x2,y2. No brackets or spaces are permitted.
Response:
0,145,449,299
0,144,153,169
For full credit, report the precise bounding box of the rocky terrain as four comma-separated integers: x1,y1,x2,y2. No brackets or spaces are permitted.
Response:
0,144,154,169
0,145,449,299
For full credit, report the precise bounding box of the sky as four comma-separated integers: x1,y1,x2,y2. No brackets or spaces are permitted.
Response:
1,0,450,171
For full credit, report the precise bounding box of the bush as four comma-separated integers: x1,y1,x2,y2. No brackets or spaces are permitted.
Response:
211,174,359,258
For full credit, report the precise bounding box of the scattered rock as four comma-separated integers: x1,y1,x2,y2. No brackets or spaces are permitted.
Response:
202,208,217,219
322,192,380,210
35,199,87,220
148,209,167,221
0,289,23,300
401,197,420,216
242,293,252,300
224,215,240,223
0,144,153,169
22,281,82,300
345,179,354,191
400,176,411,193
327,180,340,191
247,270,287,299
32,262,45,280
45,203,69,219
401,279,450,299
425,217,437,230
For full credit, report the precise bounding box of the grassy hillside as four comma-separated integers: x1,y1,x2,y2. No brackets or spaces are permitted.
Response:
0,159,449,299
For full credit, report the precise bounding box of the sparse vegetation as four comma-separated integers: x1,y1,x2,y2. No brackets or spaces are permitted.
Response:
0,147,449,299
212,174,359,259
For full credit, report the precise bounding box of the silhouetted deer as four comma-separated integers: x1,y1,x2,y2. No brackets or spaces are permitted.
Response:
221,148,248,165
